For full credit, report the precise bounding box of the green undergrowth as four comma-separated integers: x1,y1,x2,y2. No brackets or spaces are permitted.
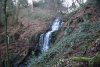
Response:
30,3,100,66
71,53,100,67
30,21,100,67
71,57,91,62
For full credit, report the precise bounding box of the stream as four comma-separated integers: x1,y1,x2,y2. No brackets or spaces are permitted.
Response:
18,17,63,67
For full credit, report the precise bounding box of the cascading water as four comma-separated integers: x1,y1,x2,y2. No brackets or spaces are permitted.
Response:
40,17,63,52
18,17,63,67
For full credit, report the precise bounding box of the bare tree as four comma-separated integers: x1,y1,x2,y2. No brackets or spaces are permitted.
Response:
4,0,10,67
15,0,19,24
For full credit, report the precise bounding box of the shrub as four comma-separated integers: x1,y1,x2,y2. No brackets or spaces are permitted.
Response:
92,22,100,32
64,27,74,36
30,30,97,67
79,22,92,32
79,22,100,33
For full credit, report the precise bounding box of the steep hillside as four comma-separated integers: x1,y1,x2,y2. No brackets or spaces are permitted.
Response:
30,1,100,67
0,7,55,66
0,0,100,67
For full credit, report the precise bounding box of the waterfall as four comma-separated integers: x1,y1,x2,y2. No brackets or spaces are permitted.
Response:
40,17,63,52
18,17,63,67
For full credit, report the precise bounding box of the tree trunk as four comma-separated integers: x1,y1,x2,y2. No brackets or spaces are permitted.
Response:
4,0,10,67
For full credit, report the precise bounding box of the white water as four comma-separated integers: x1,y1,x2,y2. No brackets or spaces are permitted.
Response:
40,17,63,52
18,17,63,67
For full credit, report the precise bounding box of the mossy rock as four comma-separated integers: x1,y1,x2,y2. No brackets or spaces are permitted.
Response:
90,54,100,67
71,57,91,62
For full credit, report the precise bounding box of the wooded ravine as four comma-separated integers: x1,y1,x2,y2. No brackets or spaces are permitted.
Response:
0,0,100,67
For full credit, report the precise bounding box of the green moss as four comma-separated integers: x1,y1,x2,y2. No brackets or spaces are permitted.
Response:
71,54,100,67
93,54,100,64
71,57,91,62
89,54,100,67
